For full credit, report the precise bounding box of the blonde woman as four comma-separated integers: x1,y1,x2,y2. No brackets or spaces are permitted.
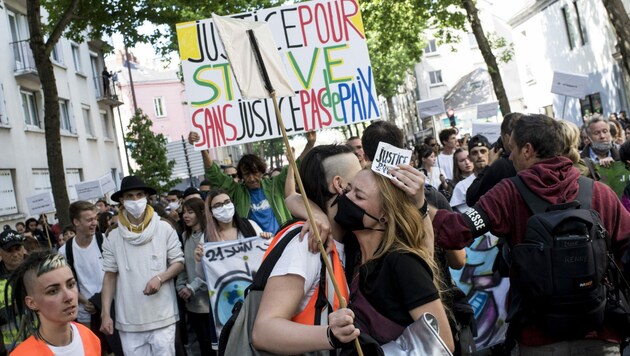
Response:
558,120,599,179
332,168,454,352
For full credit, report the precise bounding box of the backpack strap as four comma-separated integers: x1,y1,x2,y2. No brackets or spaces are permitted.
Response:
95,231,104,253
249,221,304,291
509,176,549,214
510,175,594,213
65,237,75,271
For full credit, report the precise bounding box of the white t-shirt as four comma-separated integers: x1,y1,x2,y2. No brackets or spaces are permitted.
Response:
437,153,454,180
269,235,344,313
46,323,85,355
450,174,476,212
426,167,446,190
60,236,105,323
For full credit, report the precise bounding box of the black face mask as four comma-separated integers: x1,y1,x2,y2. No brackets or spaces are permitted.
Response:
334,194,384,232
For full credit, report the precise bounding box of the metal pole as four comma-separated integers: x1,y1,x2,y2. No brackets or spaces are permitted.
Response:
124,46,138,112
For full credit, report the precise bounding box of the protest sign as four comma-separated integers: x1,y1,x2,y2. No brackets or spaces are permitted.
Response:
371,142,412,179
75,180,103,201
550,71,588,99
201,236,270,337
472,122,501,144
177,0,379,149
416,97,445,118
26,192,55,215
476,102,499,119
596,162,629,199
99,174,116,194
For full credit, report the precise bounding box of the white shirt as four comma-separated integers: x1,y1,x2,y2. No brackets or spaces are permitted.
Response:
450,174,477,212
46,323,85,355
60,236,104,323
269,235,344,313
437,153,454,180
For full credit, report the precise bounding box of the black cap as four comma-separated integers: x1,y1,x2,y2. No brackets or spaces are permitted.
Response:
0,226,25,250
183,187,201,199
468,134,490,151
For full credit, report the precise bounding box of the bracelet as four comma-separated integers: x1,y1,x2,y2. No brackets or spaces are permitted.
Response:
327,326,344,349
155,275,163,284
419,198,429,218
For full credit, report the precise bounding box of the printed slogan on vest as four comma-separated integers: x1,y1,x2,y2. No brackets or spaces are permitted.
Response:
176,0,380,149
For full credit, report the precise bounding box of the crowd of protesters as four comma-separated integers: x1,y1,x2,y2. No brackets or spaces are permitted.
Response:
0,112,629,355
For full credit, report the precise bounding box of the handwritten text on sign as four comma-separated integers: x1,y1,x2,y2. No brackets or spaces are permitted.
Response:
371,142,412,179
177,0,379,149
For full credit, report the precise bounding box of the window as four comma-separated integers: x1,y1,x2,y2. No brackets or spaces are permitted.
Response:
0,170,18,216
0,84,7,125
573,1,588,46
32,168,82,202
468,33,478,48
71,44,82,73
101,111,112,138
8,11,28,67
425,39,437,54
21,91,41,127
51,43,63,64
580,93,602,118
82,106,93,136
428,70,443,85
59,99,73,133
561,6,577,50
154,97,166,117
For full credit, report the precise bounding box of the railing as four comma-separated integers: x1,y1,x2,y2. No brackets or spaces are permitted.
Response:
93,74,121,102
10,39,37,74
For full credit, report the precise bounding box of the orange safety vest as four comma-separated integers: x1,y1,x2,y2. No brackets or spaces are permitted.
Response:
263,221,349,325
10,322,101,356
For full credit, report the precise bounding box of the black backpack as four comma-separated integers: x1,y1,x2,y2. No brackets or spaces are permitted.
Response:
506,176,610,338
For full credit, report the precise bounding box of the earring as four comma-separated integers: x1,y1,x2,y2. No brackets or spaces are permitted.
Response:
379,217,387,224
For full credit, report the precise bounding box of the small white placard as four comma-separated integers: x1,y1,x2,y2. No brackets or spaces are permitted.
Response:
417,97,445,118
99,174,116,194
75,180,104,201
472,123,501,144
550,71,588,99
26,191,55,215
371,142,413,179
476,102,499,119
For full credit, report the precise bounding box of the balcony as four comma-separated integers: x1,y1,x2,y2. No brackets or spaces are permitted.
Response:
11,40,39,82
94,75,124,107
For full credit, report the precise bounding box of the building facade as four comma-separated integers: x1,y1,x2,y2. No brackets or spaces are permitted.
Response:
0,0,124,227
509,0,630,124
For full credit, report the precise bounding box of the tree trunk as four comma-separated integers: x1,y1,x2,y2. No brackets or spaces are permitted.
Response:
26,0,71,229
462,0,511,116
603,0,630,98
386,96,396,123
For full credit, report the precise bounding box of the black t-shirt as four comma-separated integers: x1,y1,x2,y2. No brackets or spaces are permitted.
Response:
358,251,439,327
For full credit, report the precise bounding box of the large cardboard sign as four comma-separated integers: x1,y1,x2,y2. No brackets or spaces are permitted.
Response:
551,71,588,99
177,0,379,149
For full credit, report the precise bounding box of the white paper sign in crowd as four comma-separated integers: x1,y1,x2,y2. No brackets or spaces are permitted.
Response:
472,123,501,144
476,102,499,119
416,97,445,118
26,191,55,215
371,142,413,179
201,236,271,338
550,71,589,99
75,174,117,201
177,0,379,149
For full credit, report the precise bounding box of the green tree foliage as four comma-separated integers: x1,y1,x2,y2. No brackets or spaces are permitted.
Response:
125,110,180,193
360,0,428,120
253,137,286,169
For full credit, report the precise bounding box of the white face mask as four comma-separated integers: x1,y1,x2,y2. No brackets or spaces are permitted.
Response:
212,203,235,223
124,198,147,219
167,201,180,211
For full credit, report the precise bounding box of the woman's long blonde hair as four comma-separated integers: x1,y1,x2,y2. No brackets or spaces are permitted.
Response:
368,169,445,295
